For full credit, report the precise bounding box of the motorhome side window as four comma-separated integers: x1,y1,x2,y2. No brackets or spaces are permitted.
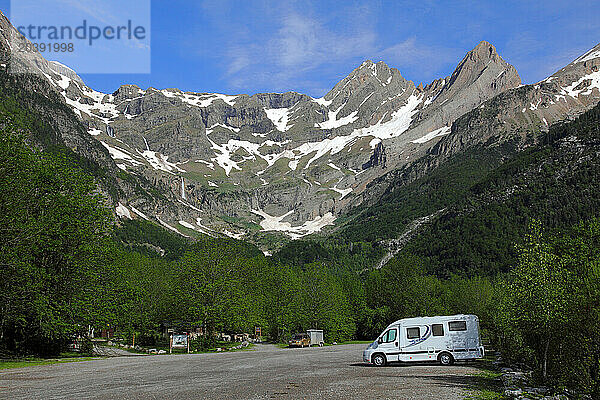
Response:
432,324,444,336
448,321,467,331
382,329,397,342
406,327,420,339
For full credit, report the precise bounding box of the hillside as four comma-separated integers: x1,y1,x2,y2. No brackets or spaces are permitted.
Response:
278,101,600,277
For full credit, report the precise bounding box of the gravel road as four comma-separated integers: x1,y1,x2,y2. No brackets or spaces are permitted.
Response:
1,343,484,399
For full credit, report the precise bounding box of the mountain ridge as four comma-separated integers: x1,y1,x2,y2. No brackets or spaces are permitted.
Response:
1,9,598,252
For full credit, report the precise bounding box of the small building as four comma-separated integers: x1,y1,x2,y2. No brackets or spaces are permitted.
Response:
307,329,324,346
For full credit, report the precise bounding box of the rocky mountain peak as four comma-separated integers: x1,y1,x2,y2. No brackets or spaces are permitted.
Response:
469,40,499,60
446,41,521,92
407,41,521,133
319,58,414,121
113,85,145,101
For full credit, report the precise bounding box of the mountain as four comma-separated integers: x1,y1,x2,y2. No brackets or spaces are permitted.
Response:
328,101,600,277
347,43,600,214
33,44,520,248
1,10,598,253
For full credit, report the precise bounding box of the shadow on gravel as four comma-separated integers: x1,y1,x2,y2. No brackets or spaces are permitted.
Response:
350,361,502,394
408,374,482,389
350,362,482,368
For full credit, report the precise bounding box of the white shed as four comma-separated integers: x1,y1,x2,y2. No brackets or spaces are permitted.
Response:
307,329,324,346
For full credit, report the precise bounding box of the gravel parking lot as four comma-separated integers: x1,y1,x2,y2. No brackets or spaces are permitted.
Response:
1,343,484,399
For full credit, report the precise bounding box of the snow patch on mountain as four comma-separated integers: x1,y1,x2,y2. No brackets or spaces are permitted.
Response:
575,48,600,64
179,220,197,230
158,217,189,237
195,159,215,169
411,126,451,144
161,89,238,107
263,93,423,171
100,141,143,166
205,123,241,135
356,93,422,140
316,105,359,129
195,218,215,237
369,138,381,149
251,209,335,239
327,162,341,171
560,70,600,98
296,134,358,169
180,219,217,237
208,138,295,176
115,203,133,219
208,139,245,176
222,229,245,239
529,99,541,110
130,206,149,220
208,93,239,106
312,96,333,107
264,107,291,131
116,203,132,219
331,186,352,199
288,159,299,171
43,69,121,123
138,150,185,174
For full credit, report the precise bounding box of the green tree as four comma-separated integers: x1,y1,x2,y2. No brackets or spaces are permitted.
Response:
0,130,112,355
500,221,573,381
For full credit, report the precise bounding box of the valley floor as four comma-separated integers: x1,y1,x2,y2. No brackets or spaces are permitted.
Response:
0,343,487,399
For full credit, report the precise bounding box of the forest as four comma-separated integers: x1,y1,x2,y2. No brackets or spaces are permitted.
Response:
1,87,600,396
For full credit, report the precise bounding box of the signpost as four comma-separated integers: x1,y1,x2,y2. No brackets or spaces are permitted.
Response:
170,333,189,354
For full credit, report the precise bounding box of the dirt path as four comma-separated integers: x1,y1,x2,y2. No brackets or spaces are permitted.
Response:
1,343,483,399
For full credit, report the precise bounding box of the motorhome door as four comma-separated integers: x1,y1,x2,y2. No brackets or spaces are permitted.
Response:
377,326,399,361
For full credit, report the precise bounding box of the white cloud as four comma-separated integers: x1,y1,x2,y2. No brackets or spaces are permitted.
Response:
379,37,439,67
200,4,459,95
223,12,377,91
269,14,376,70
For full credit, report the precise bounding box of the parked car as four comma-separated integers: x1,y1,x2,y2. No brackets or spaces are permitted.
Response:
288,333,310,347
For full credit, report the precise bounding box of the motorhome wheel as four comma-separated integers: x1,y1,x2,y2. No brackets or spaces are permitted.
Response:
372,353,386,367
438,352,454,365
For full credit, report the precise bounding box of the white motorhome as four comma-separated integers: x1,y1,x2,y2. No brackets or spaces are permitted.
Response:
362,314,484,366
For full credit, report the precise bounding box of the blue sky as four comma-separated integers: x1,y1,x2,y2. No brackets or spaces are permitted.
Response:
1,0,599,96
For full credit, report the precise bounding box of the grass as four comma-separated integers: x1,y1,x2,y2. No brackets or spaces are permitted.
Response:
464,359,506,400
336,340,372,345
0,356,98,370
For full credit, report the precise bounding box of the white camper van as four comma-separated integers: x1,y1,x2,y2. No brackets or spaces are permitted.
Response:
363,314,484,366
